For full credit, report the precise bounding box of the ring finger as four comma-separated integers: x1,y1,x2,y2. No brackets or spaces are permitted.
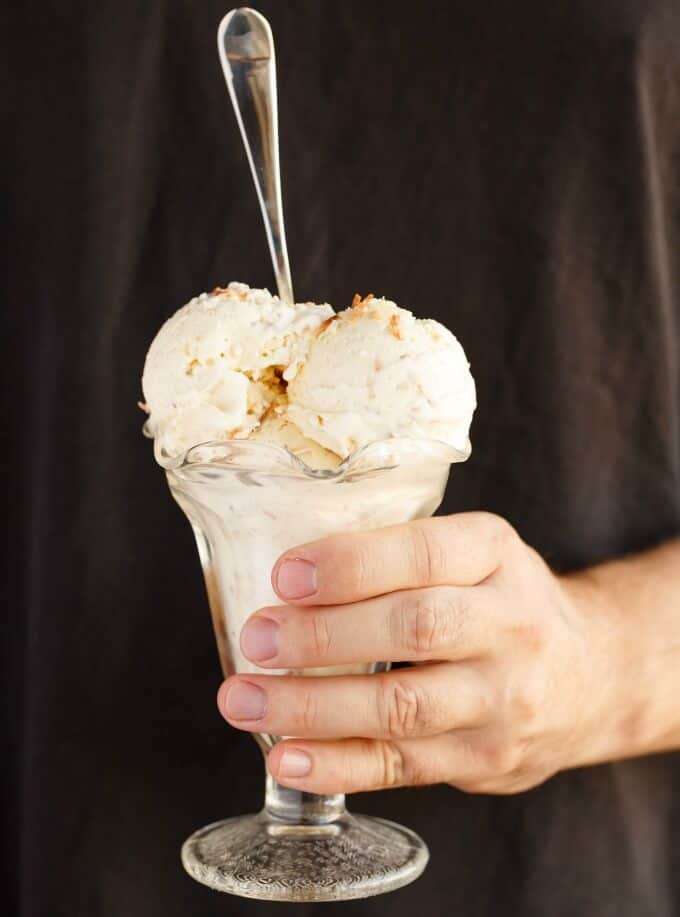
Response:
217,663,490,741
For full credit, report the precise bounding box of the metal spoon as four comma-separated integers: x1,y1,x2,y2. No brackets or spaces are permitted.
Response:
218,8,294,304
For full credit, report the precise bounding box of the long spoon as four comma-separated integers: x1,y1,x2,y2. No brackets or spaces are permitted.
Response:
218,8,294,304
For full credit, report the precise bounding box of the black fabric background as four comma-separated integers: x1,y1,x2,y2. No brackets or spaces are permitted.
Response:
3,1,680,915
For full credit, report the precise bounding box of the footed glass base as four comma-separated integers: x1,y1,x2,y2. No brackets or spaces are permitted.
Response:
181,811,429,902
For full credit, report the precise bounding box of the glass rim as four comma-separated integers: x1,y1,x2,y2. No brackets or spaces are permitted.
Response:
145,422,470,482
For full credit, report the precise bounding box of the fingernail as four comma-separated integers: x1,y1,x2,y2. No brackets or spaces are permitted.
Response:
275,558,317,599
223,681,267,721
241,617,279,662
278,748,312,779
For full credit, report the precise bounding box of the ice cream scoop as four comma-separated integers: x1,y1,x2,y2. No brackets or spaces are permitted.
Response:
141,282,332,457
286,294,476,457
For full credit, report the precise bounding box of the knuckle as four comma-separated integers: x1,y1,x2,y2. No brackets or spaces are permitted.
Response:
373,741,406,788
514,692,540,725
399,592,441,657
410,523,441,584
309,613,332,660
377,677,428,739
412,598,440,656
509,676,544,725
510,616,548,654
481,738,522,777
298,689,319,735
344,537,371,595
513,690,541,726
398,587,466,657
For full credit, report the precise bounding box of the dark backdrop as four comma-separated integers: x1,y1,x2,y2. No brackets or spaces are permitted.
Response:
3,2,680,916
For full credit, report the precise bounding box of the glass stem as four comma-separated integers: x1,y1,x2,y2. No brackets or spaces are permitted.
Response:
264,773,346,825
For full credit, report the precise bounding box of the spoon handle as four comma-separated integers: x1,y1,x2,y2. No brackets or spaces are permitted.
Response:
218,8,294,304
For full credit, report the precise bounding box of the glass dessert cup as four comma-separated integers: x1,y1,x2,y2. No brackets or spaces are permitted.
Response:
158,435,467,901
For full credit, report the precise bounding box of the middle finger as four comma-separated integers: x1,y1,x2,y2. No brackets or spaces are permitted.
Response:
241,584,496,669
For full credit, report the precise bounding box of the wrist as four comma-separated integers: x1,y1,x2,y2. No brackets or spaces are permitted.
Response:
558,565,641,768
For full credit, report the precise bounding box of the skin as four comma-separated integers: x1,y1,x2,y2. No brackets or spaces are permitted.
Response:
215,513,680,795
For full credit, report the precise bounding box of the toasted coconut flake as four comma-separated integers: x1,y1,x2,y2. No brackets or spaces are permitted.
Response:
213,286,248,300
259,403,276,423
137,401,150,413
349,293,376,320
315,314,337,336
389,315,403,340
185,358,200,376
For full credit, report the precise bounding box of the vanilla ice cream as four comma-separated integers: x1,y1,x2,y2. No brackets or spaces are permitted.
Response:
286,294,476,457
142,282,333,457
143,285,476,468
250,415,341,470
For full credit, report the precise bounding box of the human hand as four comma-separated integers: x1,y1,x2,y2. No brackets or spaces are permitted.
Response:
217,513,617,795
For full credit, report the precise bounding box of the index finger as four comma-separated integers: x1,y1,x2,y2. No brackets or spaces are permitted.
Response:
272,511,514,606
